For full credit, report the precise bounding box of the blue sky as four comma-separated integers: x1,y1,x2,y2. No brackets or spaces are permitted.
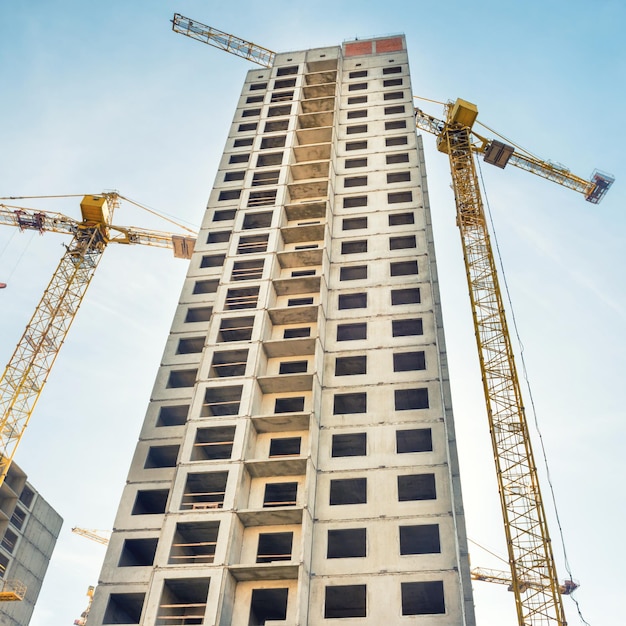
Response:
1,1,624,624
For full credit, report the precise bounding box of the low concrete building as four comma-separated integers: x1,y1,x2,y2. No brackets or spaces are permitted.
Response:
0,463,62,626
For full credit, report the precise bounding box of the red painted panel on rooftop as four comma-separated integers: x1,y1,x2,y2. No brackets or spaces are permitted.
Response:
375,37,404,53
344,41,373,56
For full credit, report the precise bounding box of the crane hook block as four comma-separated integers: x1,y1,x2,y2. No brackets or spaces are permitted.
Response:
484,140,515,169
585,170,615,204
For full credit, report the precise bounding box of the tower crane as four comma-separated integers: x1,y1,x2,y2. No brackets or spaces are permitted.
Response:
0,193,196,491
172,14,615,626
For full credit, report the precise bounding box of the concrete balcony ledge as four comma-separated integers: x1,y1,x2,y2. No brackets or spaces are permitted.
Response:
228,562,300,581
287,179,328,202
297,111,334,130
273,276,321,296
296,126,332,146
236,507,304,527
293,143,331,164
301,97,335,114
290,160,330,181
251,412,311,433
304,69,337,85
245,457,308,478
263,337,316,358
302,83,336,99
280,224,325,245
277,248,323,268
257,373,314,394
268,304,319,325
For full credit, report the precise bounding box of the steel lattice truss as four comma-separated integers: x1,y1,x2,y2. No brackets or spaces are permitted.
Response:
0,228,105,485
443,121,568,626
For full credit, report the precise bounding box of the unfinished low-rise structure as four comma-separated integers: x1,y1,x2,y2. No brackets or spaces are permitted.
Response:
87,35,476,626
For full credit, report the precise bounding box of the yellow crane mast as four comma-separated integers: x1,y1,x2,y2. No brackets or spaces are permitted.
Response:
416,99,611,625
172,18,614,626
0,193,195,491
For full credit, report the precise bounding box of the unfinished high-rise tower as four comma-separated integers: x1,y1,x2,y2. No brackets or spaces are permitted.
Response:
87,35,476,626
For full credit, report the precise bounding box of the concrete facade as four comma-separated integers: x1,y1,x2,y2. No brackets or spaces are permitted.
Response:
87,36,476,626
0,463,63,626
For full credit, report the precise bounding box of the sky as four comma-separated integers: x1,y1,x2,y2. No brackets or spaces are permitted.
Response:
0,1,624,624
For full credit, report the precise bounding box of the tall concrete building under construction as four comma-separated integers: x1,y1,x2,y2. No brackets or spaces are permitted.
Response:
88,35,476,625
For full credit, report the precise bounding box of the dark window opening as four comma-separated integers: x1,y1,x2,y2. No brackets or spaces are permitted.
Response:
387,153,410,165
391,288,421,305
234,137,254,148
249,588,288,625
248,189,277,207
283,326,311,339
387,169,410,182
257,532,293,563
166,369,197,389
169,521,219,565
345,176,367,187
274,78,296,89
330,478,367,505
181,472,228,510
229,153,250,164
327,528,366,558
389,211,414,225
176,337,204,355
345,158,367,168
383,66,402,74
157,578,210,626
343,196,367,208
346,140,367,151
118,538,158,567
335,356,366,376
213,209,236,222
207,230,230,244
269,437,301,457
193,279,219,295
384,90,404,100
210,349,248,377
243,211,273,229
391,260,418,276
144,445,179,469
156,405,189,427
342,216,367,230
338,293,367,309
331,432,366,457
347,95,367,104
337,322,367,341
347,124,367,134
398,473,436,501
200,254,225,268
271,90,294,102
385,104,406,114
396,428,433,453
246,95,263,103
389,235,417,250
260,135,286,149
383,77,403,87
252,170,280,186
263,482,298,507
237,234,268,254
103,593,145,625
192,425,236,461
268,104,292,116
393,351,426,372
250,82,267,91
386,136,409,147
349,70,368,78
218,316,255,342
274,396,305,413
288,297,314,306
279,360,308,374
348,82,367,91
202,385,243,417
347,109,367,119
399,524,441,555
232,259,264,281
264,119,289,133
257,152,283,167
401,581,445,615
341,240,367,254
225,171,245,182
333,392,366,414
225,286,259,310
324,585,366,619
277,65,298,76
395,388,429,410
238,122,257,132
218,189,241,201
131,490,169,516
340,265,367,281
